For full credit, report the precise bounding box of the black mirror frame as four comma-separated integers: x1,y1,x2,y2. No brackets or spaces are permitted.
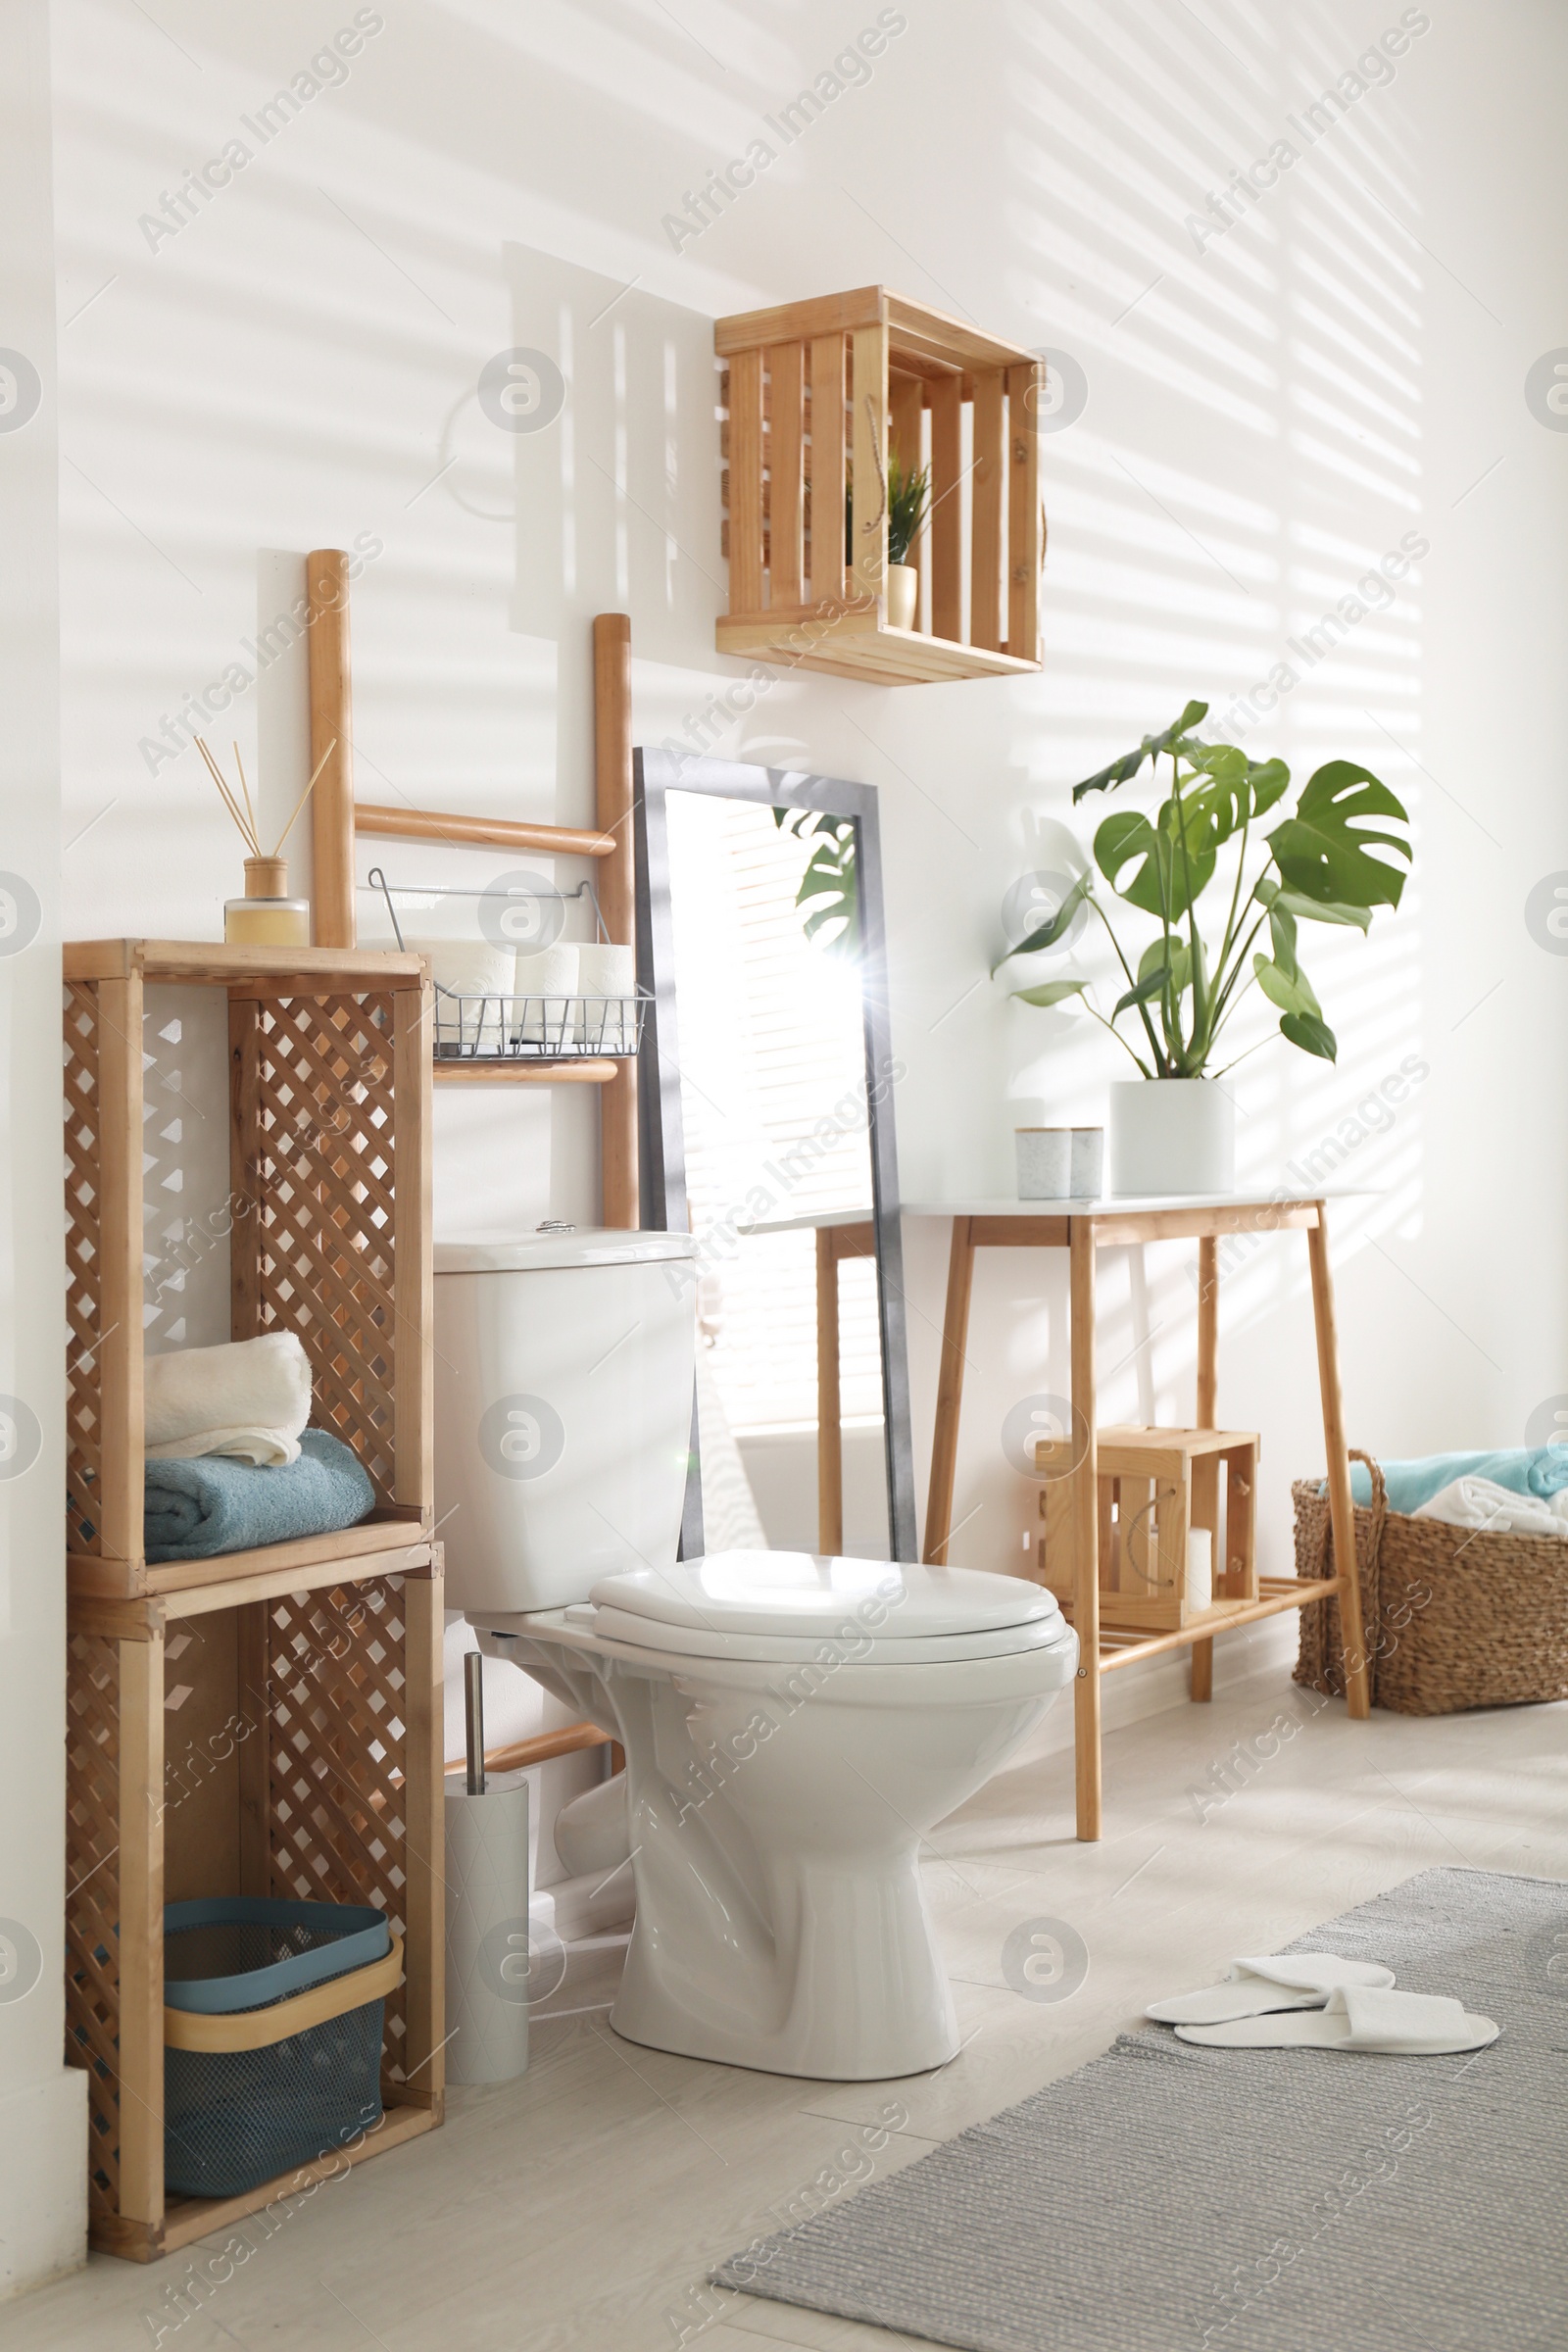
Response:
632,747,917,1564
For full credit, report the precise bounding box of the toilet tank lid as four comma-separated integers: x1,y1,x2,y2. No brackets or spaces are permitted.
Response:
435,1229,698,1274
590,1551,1063,1639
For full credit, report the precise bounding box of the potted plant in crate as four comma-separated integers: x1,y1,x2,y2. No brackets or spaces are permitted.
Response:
1002,701,1413,1193
848,453,930,631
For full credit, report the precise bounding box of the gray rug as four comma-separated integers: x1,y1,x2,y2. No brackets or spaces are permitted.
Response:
711,1867,1568,2352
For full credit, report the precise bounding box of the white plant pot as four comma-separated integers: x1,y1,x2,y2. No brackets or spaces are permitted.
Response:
1108,1079,1235,1197
885,563,918,630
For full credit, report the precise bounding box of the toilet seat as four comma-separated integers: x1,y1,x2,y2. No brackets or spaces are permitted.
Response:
577,1607,1071,1665
576,1548,1065,1666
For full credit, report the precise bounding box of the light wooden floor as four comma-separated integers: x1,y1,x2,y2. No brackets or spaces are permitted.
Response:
14,1658,1566,2351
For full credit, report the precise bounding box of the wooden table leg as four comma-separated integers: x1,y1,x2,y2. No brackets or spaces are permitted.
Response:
1069,1221,1102,1840
1306,1205,1371,1720
923,1216,975,1565
816,1227,844,1554
1191,1234,1218,1704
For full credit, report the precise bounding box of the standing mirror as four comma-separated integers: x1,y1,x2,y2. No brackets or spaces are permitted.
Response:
634,749,915,1565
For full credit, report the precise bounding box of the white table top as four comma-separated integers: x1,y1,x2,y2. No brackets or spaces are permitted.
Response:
899,1192,1360,1218
736,1192,1370,1235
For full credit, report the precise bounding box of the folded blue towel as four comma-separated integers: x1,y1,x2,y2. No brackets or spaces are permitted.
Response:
144,1428,375,1564
1341,1447,1568,1516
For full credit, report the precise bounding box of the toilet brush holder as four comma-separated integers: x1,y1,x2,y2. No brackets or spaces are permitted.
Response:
443,1652,532,2085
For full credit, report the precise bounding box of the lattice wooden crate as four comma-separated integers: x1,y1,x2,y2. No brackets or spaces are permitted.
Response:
66,1560,444,2262
715,284,1046,685
64,941,433,1600
1038,1426,1260,1633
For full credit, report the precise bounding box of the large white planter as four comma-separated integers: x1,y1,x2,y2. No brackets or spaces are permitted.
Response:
1108,1079,1235,1196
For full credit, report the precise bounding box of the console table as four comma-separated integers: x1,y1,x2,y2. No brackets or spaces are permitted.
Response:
906,1195,1370,1841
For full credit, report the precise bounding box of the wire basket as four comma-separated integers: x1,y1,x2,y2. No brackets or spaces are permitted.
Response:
431,986,648,1061
163,1896,401,2198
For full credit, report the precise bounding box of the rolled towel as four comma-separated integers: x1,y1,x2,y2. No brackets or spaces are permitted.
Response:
145,1333,311,1459
1343,1447,1568,1514
1413,1476,1568,1537
513,944,579,1046
144,1428,375,1564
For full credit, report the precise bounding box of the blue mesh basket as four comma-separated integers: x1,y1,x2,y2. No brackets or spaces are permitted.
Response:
163,1897,398,2199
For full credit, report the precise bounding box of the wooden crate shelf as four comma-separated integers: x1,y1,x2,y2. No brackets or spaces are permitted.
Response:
715,284,1046,685
62,938,442,2258
66,1551,444,2262
1038,1425,1259,1633
64,940,433,1601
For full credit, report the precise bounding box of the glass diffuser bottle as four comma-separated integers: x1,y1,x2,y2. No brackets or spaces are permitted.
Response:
197,732,333,951
224,855,311,947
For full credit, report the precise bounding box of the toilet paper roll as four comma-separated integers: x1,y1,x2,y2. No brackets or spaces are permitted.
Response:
1186,1526,1213,1614
444,1773,531,2085
409,938,514,1054
573,943,636,1048
514,944,579,1047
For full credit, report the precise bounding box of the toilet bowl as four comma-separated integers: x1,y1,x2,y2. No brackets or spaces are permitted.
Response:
435,1231,1078,2081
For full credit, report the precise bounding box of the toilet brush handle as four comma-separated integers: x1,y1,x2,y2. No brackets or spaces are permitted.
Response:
465,1650,486,1795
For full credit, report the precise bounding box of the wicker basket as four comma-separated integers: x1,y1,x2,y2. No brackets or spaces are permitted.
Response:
1294,1449,1568,1714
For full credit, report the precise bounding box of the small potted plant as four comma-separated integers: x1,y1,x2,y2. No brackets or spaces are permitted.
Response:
1000,702,1413,1193
848,453,930,631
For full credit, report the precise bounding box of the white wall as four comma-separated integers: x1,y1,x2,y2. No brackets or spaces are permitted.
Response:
0,0,88,2299
10,0,1567,2288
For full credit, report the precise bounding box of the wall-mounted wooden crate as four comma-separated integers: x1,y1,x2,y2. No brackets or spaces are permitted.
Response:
66,1554,444,2261
1038,1426,1259,1633
715,285,1047,685
64,941,433,1600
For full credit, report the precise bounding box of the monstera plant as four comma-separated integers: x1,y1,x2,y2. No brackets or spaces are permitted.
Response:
1004,702,1412,1075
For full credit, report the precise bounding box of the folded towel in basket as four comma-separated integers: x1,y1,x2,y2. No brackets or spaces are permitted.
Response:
1343,1447,1568,1515
145,1333,312,1466
144,1429,374,1564
1413,1476,1568,1537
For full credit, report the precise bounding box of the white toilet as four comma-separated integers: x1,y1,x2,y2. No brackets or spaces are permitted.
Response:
434,1229,1078,2081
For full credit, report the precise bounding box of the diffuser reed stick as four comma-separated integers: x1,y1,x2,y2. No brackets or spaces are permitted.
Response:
195,735,336,858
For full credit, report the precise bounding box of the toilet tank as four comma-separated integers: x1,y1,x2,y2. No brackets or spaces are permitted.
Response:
434,1229,698,1613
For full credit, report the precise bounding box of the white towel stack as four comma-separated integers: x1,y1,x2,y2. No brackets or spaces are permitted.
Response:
144,1331,313,1466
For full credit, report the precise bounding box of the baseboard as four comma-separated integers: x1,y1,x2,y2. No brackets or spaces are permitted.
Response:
0,2068,88,2301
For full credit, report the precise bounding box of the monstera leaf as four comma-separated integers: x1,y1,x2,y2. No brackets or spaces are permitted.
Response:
1253,875,1372,933
1010,977,1091,1010
1265,761,1410,909
1071,701,1209,802
993,868,1093,971
1183,748,1292,851
1095,806,1215,920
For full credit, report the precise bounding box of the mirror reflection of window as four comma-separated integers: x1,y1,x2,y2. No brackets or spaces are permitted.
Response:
665,792,888,1559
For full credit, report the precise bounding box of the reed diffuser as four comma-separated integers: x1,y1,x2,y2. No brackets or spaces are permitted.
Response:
199,736,333,947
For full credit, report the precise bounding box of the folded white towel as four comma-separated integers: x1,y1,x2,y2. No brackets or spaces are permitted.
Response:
1413,1475,1568,1538
144,1333,312,1463
146,1424,302,1468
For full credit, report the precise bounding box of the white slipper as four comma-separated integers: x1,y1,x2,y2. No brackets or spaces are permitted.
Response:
1175,1984,1500,2055
1146,1954,1396,2026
